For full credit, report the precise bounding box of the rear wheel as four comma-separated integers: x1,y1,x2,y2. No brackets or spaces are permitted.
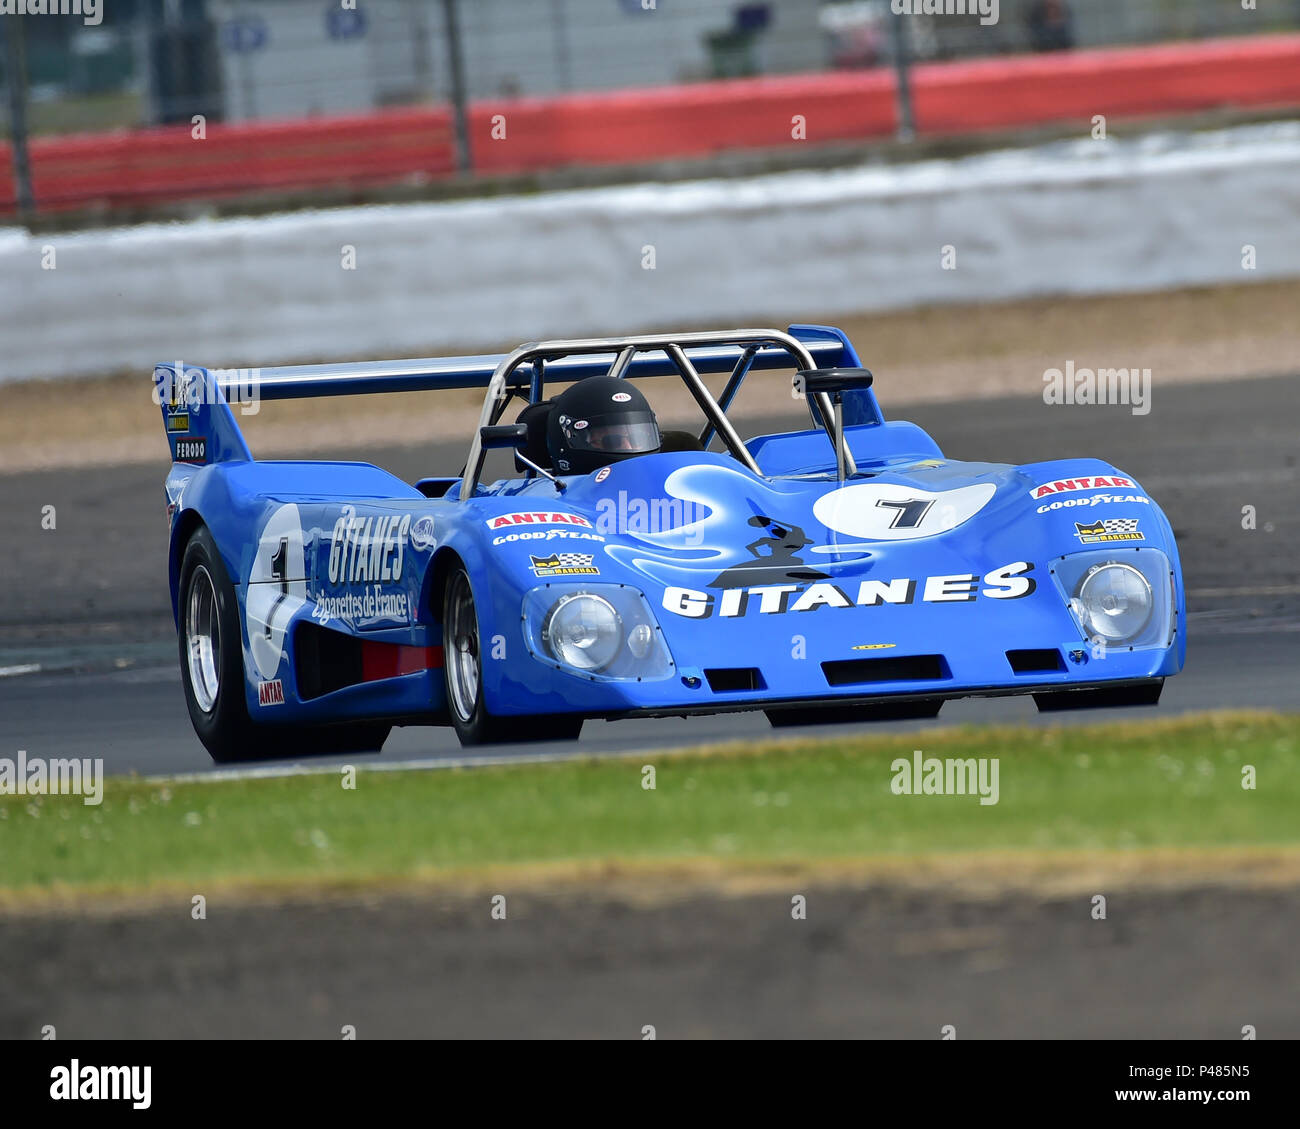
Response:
178,526,390,763
442,567,583,746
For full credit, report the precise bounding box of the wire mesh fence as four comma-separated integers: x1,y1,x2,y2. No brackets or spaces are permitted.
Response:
2,0,1297,136
1,0,1298,219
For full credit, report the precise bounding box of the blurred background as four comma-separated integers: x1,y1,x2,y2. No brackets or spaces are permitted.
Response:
3,0,1300,219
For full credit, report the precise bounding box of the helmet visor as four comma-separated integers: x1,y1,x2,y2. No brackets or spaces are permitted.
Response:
567,412,661,455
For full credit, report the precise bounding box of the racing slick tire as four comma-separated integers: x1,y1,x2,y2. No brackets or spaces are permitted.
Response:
178,525,390,763
442,566,583,746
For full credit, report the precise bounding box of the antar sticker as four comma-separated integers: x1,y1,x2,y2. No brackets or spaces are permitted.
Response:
487,512,594,530
663,562,1036,619
257,679,285,706
1029,476,1133,500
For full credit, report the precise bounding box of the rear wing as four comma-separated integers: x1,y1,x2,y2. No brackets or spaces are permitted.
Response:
153,324,879,471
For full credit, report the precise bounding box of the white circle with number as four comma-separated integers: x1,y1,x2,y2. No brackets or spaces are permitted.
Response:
812,482,996,541
245,504,307,680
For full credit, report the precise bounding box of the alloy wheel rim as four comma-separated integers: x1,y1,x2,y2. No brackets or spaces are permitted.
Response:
186,565,221,713
447,575,480,723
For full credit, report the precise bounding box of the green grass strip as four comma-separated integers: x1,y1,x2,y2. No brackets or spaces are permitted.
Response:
0,711,1294,897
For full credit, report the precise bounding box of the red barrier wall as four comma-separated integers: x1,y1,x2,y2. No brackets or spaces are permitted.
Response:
0,107,456,212
911,34,1300,134
3,35,1299,214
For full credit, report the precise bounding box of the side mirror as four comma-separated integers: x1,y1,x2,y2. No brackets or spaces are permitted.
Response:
795,368,874,397
479,423,528,450
480,421,566,492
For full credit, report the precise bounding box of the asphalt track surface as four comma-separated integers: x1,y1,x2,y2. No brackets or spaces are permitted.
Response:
1,375,1297,776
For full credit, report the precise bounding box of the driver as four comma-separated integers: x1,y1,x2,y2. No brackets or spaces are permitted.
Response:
546,376,662,474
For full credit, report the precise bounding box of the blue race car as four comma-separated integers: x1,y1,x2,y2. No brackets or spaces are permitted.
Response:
155,326,1185,763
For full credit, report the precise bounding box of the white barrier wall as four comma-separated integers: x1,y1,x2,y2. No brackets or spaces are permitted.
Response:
3,123,1299,384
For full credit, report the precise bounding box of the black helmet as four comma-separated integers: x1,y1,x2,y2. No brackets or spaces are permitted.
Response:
546,376,661,475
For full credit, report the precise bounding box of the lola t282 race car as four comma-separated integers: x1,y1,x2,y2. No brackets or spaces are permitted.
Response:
156,326,1185,763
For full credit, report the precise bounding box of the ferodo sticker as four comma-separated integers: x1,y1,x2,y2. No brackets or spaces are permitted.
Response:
486,512,594,530
1029,475,1133,500
173,437,207,464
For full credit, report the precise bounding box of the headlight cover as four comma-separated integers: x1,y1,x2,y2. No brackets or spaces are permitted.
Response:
523,583,675,681
1050,548,1176,651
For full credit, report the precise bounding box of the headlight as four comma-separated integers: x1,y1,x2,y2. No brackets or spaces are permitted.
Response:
524,584,676,681
542,592,622,672
1071,562,1153,643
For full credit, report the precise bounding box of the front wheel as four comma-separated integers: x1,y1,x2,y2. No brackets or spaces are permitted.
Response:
442,567,583,746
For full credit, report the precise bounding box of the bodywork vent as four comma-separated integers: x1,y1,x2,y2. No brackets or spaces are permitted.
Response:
1006,648,1066,674
821,655,948,686
295,622,363,700
704,667,764,693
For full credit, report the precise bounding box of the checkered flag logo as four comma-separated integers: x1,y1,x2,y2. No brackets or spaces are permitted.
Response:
1101,518,1139,533
530,553,594,569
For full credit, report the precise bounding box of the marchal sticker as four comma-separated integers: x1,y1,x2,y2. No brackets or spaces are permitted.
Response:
530,553,599,577
1073,518,1145,544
